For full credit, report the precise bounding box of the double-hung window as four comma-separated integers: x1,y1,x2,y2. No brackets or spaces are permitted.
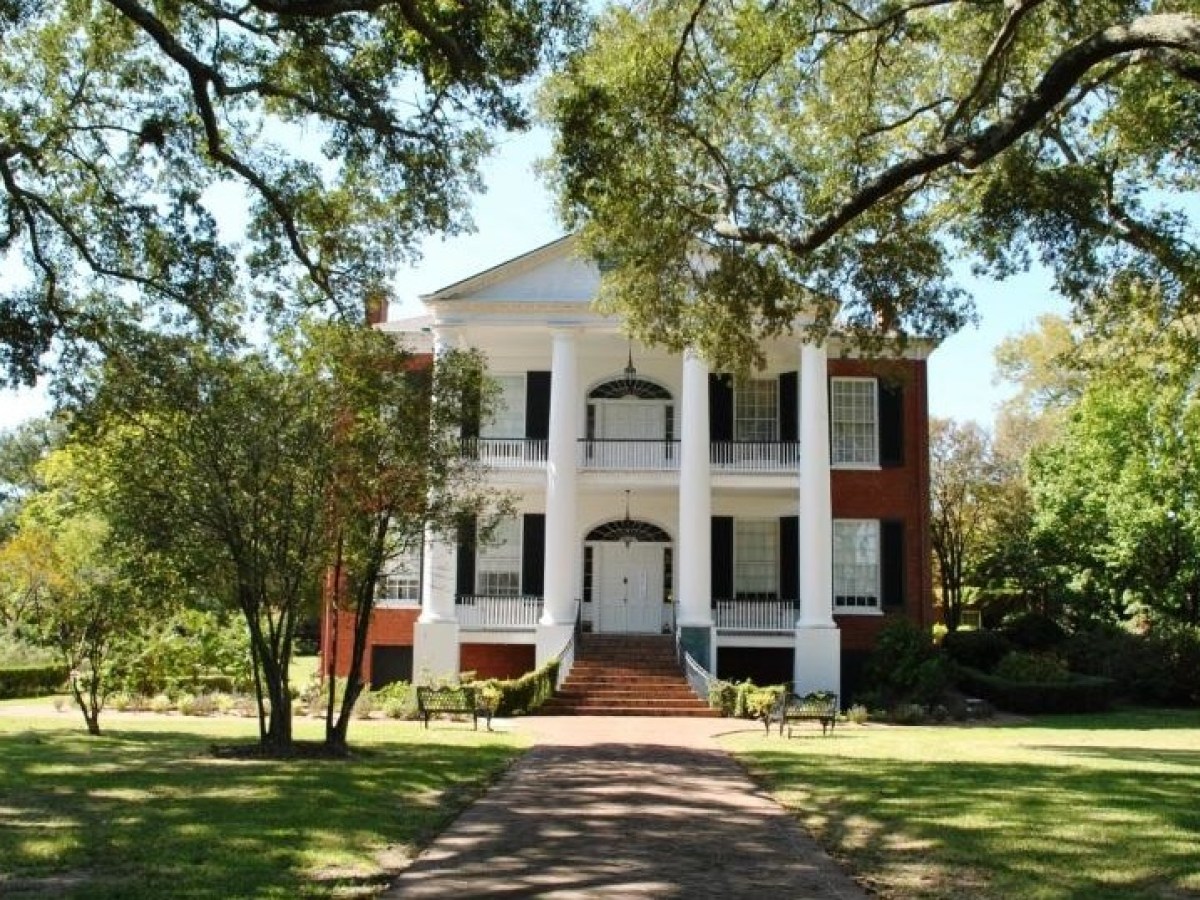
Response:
734,378,778,442
831,378,878,466
735,518,778,599
475,517,522,596
482,374,526,438
376,541,422,605
833,519,880,611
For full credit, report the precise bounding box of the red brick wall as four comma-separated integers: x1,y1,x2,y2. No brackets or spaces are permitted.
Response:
321,606,418,682
829,357,935,636
460,644,537,680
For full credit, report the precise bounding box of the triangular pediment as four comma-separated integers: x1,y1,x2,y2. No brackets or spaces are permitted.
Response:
421,235,600,305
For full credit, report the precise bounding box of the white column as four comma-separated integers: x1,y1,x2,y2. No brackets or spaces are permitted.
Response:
678,348,713,627
798,340,835,627
795,339,840,695
415,326,460,679
541,328,579,627
417,530,456,624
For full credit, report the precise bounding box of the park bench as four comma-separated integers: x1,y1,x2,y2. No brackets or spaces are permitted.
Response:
416,685,491,731
767,691,839,737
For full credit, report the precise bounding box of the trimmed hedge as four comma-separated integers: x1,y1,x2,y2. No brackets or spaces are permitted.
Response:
479,659,560,716
942,629,1013,673
956,666,1115,714
0,663,69,699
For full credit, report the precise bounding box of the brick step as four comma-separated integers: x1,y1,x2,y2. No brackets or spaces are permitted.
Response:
561,671,689,681
539,705,719,717
569,663,682,673
554,690,700,701
550,695,708,707
564,672,686,676
558,684,697,695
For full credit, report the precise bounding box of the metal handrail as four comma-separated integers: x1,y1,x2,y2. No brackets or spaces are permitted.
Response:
674,619,716,705
550,600,583,689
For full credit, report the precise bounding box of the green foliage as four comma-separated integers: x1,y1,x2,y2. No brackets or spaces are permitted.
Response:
845,704,870,725
993,651,1071,684
478,660,560,716
1064,624,1200,707
862,619,951,709
0,0,582,387
707,678,785,719
955,667,1115,715
545,3,1200,368
111,609,252,697
1001,612,1068,651
0,663,68,699
942,629,1014,673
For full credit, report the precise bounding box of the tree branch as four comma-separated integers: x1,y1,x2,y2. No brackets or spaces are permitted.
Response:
714,13,1200,258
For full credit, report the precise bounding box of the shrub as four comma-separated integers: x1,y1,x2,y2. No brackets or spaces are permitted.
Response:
1002,612,1067,651
149,693,173,713
1064,622,1200,706
352,690,375,719
708,680,736,716
0,663,69,699
846,704,869,725
956,666,1115,714
994,651,1071,683
890,703,927,725
942,629,1014,673
863,619,951,708
477,659,560,716
178,692,218,716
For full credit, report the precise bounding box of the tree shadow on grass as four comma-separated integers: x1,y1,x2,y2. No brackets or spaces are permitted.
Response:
0,726,521,899
740,748,1200,900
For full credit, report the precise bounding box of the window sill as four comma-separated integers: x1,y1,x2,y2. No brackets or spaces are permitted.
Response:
833,607,883,617
831,462,882,471
375,599,422,609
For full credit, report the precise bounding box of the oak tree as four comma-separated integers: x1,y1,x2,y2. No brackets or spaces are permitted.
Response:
545,1,1200,368
0,0,581,385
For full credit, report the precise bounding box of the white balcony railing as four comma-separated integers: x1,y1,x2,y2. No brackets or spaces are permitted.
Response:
456,595,543,630
713,599,799,632
578,439,680,471
460,438,798,473
462,438,548,469
710,442,800,471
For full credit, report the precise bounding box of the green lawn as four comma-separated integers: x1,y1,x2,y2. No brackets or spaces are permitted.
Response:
0,710,526,898
727,708,1200,899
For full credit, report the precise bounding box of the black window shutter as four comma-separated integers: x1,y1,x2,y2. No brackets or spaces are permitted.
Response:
525,371,551,440
879,381,904,467
709,374,733,442
779,515,798,601
456,516,477,598
521,513,545,596
881,520,905,609
778,371,798,443
711,516,734,600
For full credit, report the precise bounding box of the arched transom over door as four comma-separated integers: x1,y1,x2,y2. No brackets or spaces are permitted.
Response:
585,521,672,634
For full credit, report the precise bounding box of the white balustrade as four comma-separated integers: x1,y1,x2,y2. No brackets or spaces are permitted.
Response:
462,438,548,468
462,438,800,473
713,599,799,632
577,439,680,470
456,595,543,630
710,442,800,472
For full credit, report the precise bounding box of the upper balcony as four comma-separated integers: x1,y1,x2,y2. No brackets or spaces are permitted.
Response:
462,437,800,473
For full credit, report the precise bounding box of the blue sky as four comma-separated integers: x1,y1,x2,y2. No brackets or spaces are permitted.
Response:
0,126,1066,431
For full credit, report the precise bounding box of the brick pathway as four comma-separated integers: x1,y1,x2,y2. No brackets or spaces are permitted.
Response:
382,717,867,898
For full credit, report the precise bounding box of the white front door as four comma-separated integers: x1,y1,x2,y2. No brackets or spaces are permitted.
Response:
596,542,664,634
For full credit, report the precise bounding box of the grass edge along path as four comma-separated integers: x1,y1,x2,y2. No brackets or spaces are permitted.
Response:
0,710,528,899
726,708,1200,900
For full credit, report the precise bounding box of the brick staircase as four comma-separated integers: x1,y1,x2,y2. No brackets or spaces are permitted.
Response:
538,634,718,717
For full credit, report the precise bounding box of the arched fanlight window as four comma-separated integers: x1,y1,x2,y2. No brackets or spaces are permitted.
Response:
586,491,671,545
589,379,671,401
